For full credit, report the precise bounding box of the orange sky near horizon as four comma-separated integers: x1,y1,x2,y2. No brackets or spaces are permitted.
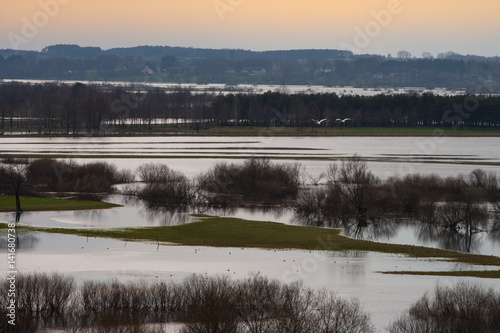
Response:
1,0,499,56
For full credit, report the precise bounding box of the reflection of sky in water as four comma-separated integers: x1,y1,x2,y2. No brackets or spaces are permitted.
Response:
0,195,294,229
14,232,500,331
1,194,499,256
1,136,500,180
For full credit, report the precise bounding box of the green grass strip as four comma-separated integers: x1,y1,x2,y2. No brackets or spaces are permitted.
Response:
382,270,500,279
12,215,500,269
2,126,500,137
0,196,121,212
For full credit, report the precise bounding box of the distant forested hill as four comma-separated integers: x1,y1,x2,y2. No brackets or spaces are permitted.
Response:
4,44,351,61
0,44,499,90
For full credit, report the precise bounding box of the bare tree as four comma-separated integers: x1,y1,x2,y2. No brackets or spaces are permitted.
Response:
1,158,29,211
326,155,379,226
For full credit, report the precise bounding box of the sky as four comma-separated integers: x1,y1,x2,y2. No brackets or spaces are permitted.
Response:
1,0,500,57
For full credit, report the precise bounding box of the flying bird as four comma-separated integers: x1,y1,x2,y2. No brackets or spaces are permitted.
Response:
312,118,327,125
335,118,352,124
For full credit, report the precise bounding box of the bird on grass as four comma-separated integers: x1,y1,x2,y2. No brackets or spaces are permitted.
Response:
312,118,327,125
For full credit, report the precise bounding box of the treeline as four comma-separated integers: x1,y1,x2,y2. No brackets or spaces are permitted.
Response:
1,44,500,88
1,82,500,134
1,272,498,333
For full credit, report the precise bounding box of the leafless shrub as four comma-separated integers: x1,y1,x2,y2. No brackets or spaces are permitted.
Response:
26,159,132,196
326,155,380,226
198,158,301,205
312,289,374,333
137,163,194,206
74,174,112,201
0,158,30,210
386,173,442,215
12,272,75,316
137,163,184,184
180,275,239,333
234,273,282,333
296,162,499,235
115,168,135,184
294,187,328,225
1,272,375,333
388,282,500,333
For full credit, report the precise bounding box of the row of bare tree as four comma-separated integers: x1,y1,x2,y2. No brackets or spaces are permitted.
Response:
2,82,500,134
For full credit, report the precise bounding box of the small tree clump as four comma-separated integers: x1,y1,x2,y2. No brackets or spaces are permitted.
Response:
137,163,194,207
389,282,500,333
198,158,301,206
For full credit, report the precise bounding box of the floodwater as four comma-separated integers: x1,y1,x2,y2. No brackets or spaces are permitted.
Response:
1,135,500,331
1,194,499,256
6,231,500,331
1,136,500,180
0,195,294,228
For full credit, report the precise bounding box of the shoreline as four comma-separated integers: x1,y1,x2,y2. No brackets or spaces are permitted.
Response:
2,126,500,138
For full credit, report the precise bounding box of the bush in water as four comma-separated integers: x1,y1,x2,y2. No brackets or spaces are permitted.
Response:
137,163,195,206
198,158,301,205
389,282,500,333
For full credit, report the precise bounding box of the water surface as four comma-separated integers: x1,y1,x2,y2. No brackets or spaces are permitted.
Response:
11,231,500,331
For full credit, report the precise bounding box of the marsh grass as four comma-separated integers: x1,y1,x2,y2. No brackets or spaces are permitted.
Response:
382,270,500,278
3,125,500,137
0,195,120,212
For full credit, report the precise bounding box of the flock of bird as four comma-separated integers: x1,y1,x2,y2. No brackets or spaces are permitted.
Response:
311,118,351,125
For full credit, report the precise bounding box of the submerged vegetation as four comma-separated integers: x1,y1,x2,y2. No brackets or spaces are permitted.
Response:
295,157,500,251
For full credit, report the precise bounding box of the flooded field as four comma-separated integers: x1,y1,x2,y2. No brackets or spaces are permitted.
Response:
8,232,500,330
1,135,500,332
2,136,500,180
5,79,467,97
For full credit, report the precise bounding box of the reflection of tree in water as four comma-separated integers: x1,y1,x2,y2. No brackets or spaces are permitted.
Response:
488,216,500,244
193,205,237,217
240,205,287,219
415,223,483,253
73,209,104,220
139,205,191,226
343,219,399,240
142,205,288,226
110,194,144,207
292,214,399,240
0,233,39,250
201,205,287,220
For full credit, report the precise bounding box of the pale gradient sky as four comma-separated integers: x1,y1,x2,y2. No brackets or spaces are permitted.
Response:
1,0,499,57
